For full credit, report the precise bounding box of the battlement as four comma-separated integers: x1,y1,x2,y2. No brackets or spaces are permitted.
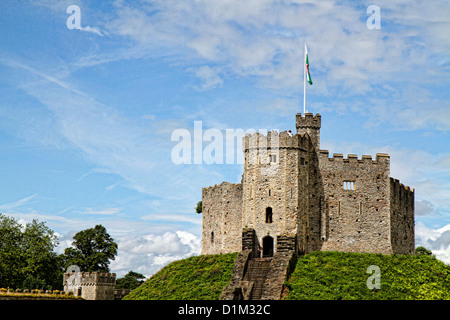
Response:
318,150,390,165
81,272,116,285
242,130,311,151
390,178,414,193
63,272,116,286
296,113,321,129
296,113,321,149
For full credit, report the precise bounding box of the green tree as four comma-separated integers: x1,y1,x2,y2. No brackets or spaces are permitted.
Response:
21,275,46,291
116,271,146,290
22,219,63,290
0,214,24,288
195,201,202,214
0,214,63,289
415,246,433,256
63,224,118,272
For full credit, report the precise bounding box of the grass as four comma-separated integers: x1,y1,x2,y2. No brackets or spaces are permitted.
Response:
124,250,450,300
284,251,450,300
124,252,238,300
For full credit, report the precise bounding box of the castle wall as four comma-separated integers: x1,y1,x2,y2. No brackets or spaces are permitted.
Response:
201,113,415,259
300,146,325,253
242,131,310,255
63,272,116,300
318,151,393,254
201,182,242,255
390,178,415,254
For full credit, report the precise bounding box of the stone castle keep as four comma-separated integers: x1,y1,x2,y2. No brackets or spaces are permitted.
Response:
201,113,415,299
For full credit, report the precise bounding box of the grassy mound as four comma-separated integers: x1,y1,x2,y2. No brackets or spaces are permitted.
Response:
124,250,450,300
284,251,450,300
124,252,238,300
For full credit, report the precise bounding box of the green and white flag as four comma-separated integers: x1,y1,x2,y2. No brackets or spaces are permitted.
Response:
305,44,312,85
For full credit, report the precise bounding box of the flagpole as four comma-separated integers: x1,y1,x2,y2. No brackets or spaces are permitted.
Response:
303,43,306,115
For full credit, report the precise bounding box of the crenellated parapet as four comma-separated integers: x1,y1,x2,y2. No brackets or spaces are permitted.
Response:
390,178,414,193
296,113,321,129
318,150,390,166
296,113,321,150
79,272,116,286
242,130,311,152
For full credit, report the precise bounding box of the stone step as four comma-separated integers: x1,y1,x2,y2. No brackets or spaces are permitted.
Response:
243,259,273,300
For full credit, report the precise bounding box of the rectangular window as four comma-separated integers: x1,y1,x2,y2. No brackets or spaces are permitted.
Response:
270,154,277,163
343,181,355,190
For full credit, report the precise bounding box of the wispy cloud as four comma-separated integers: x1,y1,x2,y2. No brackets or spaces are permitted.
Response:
0,194,38,211
79,25,104,37
1,58,223,216
82,207,123,216
141,213,202,225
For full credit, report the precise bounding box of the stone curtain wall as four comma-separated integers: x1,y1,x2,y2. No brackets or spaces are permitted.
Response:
318,152,393,254
390,178,415,254
201,182,242,255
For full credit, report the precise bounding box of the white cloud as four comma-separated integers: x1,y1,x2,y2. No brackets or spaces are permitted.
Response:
79,25,104,37
82,207,123,216
190,66,224,91
110,230,201,278
415,200,434,216
95,0,450,133
141,213,202,225
0,194,38,211
416,222,450,265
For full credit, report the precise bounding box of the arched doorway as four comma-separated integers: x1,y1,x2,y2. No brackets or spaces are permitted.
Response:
262,236,274,257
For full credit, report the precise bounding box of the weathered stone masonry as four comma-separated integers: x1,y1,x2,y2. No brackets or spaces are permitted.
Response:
63,272,116,300
202,113,415,299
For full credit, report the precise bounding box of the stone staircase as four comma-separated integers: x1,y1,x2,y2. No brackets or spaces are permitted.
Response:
243,258,272,300
220,232,298,300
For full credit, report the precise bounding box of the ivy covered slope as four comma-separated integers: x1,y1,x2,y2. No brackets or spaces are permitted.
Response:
124,253,238,300
285,251,450,300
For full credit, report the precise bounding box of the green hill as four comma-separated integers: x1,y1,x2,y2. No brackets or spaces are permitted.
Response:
124,250,450,300
124,253,238,300
285,251,450,300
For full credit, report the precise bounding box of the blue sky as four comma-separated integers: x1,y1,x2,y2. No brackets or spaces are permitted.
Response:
0,0,449,277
